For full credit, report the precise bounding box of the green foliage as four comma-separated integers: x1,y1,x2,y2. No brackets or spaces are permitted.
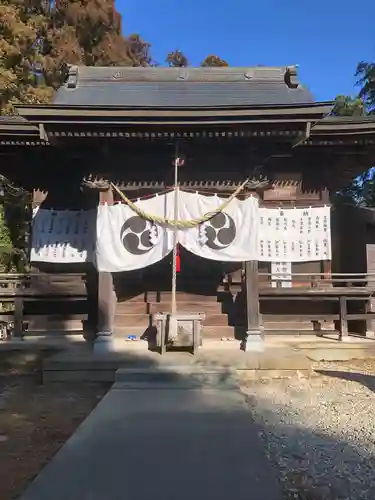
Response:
356,62,375,113
0,178,30,272
334,170,375,207
332,95,365,117
332,92,374,207
0,205,15,272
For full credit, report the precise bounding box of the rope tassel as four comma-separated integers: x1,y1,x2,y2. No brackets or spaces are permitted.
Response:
176,245,181,273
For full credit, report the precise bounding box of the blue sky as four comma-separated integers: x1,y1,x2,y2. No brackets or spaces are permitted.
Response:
118,0,375,102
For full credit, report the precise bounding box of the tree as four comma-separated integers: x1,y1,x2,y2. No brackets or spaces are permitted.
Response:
1,0,153,271
332,95,365,117
166,49,189,67
334,169,375,207
333,94,374,206
0,204,16,272
200,55,228,67
53,0,133,67
0,175,30,272
127,34,153,67
0,0,53,114
356,61,375,113
1,179,30,272
1,0,152,113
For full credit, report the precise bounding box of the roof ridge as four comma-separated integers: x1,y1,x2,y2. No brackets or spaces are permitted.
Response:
64,65,300,89
68,64,297,70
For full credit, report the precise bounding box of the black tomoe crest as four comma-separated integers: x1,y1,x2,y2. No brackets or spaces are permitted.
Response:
204,212,236,250
120,216,155,255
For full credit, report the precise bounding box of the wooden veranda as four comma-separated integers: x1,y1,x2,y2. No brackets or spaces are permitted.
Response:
0,272,374,342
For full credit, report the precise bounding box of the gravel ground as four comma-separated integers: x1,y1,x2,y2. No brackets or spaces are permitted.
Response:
241,360,375,500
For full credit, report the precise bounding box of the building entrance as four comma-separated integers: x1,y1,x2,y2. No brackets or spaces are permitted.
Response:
114,246,241,300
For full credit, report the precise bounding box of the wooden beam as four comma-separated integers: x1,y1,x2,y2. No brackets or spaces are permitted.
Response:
292,121,311,148
82,178,271,192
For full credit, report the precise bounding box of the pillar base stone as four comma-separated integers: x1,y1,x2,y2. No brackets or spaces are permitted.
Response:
240,331,264,352
93,333,115,355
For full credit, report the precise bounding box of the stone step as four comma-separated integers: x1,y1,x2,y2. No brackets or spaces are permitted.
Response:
113,325,239,339
27,317,84,331
114,314,151,327
114,313,231,327
116,301,223,314
203,325,239,338
42,348,311,383
124,292,223,303
114,367,239,389
263,321,316,330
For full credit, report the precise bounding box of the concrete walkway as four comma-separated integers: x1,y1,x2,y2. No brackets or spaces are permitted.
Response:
19,367,283,500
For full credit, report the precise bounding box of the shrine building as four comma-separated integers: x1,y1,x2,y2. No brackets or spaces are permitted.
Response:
1,64,375,349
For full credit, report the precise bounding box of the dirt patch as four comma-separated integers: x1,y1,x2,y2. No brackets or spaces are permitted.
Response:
0,354,110,500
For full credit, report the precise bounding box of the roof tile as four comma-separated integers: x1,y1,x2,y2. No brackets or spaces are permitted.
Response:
53,65,315,107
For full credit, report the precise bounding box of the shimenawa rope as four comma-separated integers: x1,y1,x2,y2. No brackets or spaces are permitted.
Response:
110,179,249,229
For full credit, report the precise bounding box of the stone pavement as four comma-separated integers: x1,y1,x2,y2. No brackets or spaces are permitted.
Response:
42,344,311,382
19,367,283,500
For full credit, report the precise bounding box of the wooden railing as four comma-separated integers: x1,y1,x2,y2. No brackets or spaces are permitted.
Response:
257,273,375,339
258,273,375,290
0,273,88,339
0,273,87,288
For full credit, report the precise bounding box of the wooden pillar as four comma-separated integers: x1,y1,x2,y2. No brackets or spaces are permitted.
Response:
96,188,116,337
13,295,24,338
241,260,263,351
245,260,261,333
241,191,263,351
339,296,348,340
97,271,116,333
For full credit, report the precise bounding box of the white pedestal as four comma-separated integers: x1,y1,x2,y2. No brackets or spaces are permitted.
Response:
93,333,115,355
240,332,264,352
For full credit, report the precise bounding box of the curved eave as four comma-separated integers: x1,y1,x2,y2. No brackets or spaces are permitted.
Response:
0,120,49,146
0,123,37,133
15,102,334,126
307,117,375,145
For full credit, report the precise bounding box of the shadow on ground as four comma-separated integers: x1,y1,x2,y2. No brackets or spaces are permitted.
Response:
1,335,375,500
315,368,375,393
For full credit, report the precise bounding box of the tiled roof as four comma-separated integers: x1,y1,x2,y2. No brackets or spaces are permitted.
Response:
53,65,315,108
